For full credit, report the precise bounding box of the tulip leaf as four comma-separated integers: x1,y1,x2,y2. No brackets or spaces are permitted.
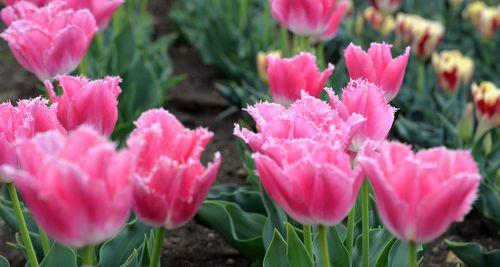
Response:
120,249,139,267
206,185,266,214
0,255,9,267
263,229,289,267
446,240,500,267
387,240,423,267
99,218,150,267
286,223,313,267
196,200,266,260
40,244,77,267
352,228,395,267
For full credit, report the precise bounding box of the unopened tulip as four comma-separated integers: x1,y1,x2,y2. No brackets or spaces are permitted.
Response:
128,109,221,229
257,50,281,83
471,82,499,126
345,43,410,100
477,7,499,40
0,98,64,172
363,6,384,30
370,0,402,14
0,2,97,81
253,139,363,226
2,126,133,247
409,18,445,59
45,75,121,136
432,50,474,93
267,52,334,105
359,142,481,243
328,79,396,151
269,0,348,41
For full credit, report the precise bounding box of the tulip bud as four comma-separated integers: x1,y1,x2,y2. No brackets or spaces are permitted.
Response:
464,1,487,27
432,50,474,93
370,0,402,14
477,7,500,40
410,18,445,59
363,6,384,30
256,50,281,83
471,82,500,127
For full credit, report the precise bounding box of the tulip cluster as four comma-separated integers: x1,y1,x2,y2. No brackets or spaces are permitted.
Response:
396,13,445,59
432,50,474,93
464,1,500,40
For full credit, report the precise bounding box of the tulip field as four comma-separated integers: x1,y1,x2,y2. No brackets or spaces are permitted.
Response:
0,0,499,266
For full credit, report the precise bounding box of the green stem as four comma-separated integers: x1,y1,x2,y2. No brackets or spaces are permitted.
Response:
317,42,325,69
150,228,165,267
361,181,370,267
39,228,50,256
82,246,94,267
6,183,39,267
280,26,289,56
409,241,418,267
318,226,330,267
345,204,356,255
417,61,426,93
303,225,313,258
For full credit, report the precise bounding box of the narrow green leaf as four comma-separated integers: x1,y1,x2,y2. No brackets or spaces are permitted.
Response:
0,255,9,267
40,244,77,267
263,230,288,267
286,223,313,267
446,240,500,267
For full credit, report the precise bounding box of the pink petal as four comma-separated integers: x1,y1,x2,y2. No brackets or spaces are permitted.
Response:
344,43,375,82
380,46,410,100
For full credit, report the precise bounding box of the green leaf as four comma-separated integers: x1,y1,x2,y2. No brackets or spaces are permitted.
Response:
352,228,395,267
120,249,139,267
313,225,350,267
40,244,77,267
263,230,289,267
196,200,266,260
0,255,9,267
207,185,266,214
286,223,313,267
446,240,500,267
387,240,423,267
99,218,150,267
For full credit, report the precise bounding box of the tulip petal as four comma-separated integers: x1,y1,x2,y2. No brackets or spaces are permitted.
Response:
344,43,375,81
380,47,410,100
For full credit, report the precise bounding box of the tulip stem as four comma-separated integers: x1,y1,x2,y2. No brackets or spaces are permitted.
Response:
303,225,313,258
150,227,165,267
361,181,370,267
6,183,39,267
409,241,418,267
345,204,356,255
82,246,94,267
39,228,51,256
318,225,330,267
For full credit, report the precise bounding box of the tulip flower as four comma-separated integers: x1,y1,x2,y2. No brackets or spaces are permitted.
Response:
0,2,97,81
363,6,384,30
344,43,410,100
359,141,481,243
256,50,281,83
2,0,123,30
253,139,363,226
432,50,474,93
0,98,65,173
2,126,133,247
269,0,348,42
471,81,499,127
370,0,402,14
464,1,487,27
395,13,419,43
1,1,39,25
477,7,499,40
267,52,334,105
395,14,444,60
127,109,221,229
45,75,121,136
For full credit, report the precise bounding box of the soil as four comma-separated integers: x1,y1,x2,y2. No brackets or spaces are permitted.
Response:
0,1,498,267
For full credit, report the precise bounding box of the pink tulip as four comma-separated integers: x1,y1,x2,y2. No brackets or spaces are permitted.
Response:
60,0,123,30
45,75,121,136
1,1,39,25
267,52,334,105
253,139,363,226
269,0,348,41
328,79,396,151
0,98,65,173
2,0,122,30
358,141,481,243
344,43,410,100
2,126,133,247
234,91,367,154
370,0,402,14
0,2,97,81
127,109,221,229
